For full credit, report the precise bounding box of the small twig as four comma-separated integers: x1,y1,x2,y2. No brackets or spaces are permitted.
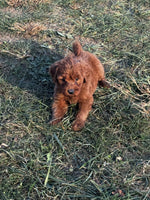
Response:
53,133,69,162
1,50,30,59
44,152,52,187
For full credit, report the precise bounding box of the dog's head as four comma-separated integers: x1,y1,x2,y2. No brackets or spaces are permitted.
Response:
50,56,87,97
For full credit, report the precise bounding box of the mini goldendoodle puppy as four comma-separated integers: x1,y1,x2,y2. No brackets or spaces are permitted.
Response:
49,41,110,131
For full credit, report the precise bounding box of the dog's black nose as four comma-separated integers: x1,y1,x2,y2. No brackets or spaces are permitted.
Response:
68,89,74,94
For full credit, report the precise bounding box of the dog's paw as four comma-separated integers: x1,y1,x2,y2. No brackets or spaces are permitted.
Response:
72,119,85,131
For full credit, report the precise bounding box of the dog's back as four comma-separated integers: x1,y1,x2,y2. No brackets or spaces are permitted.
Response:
72,41,110,88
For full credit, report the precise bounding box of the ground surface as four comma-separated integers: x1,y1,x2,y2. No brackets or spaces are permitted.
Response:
0,0,150,199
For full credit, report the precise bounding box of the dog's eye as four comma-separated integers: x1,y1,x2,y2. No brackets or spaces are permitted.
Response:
62,78,66,82
75,78,79,81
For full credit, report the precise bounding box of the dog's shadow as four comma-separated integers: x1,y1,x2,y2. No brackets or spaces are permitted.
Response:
0,39,62,106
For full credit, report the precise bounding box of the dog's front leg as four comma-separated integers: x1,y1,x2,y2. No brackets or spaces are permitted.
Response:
50,97,68,125
72,97,93,131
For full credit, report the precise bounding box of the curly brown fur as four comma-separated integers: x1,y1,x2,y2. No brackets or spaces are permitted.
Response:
49,41,110,131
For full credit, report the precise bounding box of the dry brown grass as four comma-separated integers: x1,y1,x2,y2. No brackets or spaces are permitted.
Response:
6,0,49,8
11,22,46,37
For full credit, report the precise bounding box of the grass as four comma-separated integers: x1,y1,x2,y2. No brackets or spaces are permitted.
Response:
0,0,150,199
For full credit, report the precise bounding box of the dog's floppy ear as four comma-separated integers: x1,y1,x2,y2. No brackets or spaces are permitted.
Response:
49,62,59,83
82,69,90,84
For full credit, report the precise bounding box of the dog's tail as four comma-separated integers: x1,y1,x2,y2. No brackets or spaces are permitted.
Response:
72,41,83,56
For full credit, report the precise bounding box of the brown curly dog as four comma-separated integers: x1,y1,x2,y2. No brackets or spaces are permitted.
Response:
49,41,110,131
